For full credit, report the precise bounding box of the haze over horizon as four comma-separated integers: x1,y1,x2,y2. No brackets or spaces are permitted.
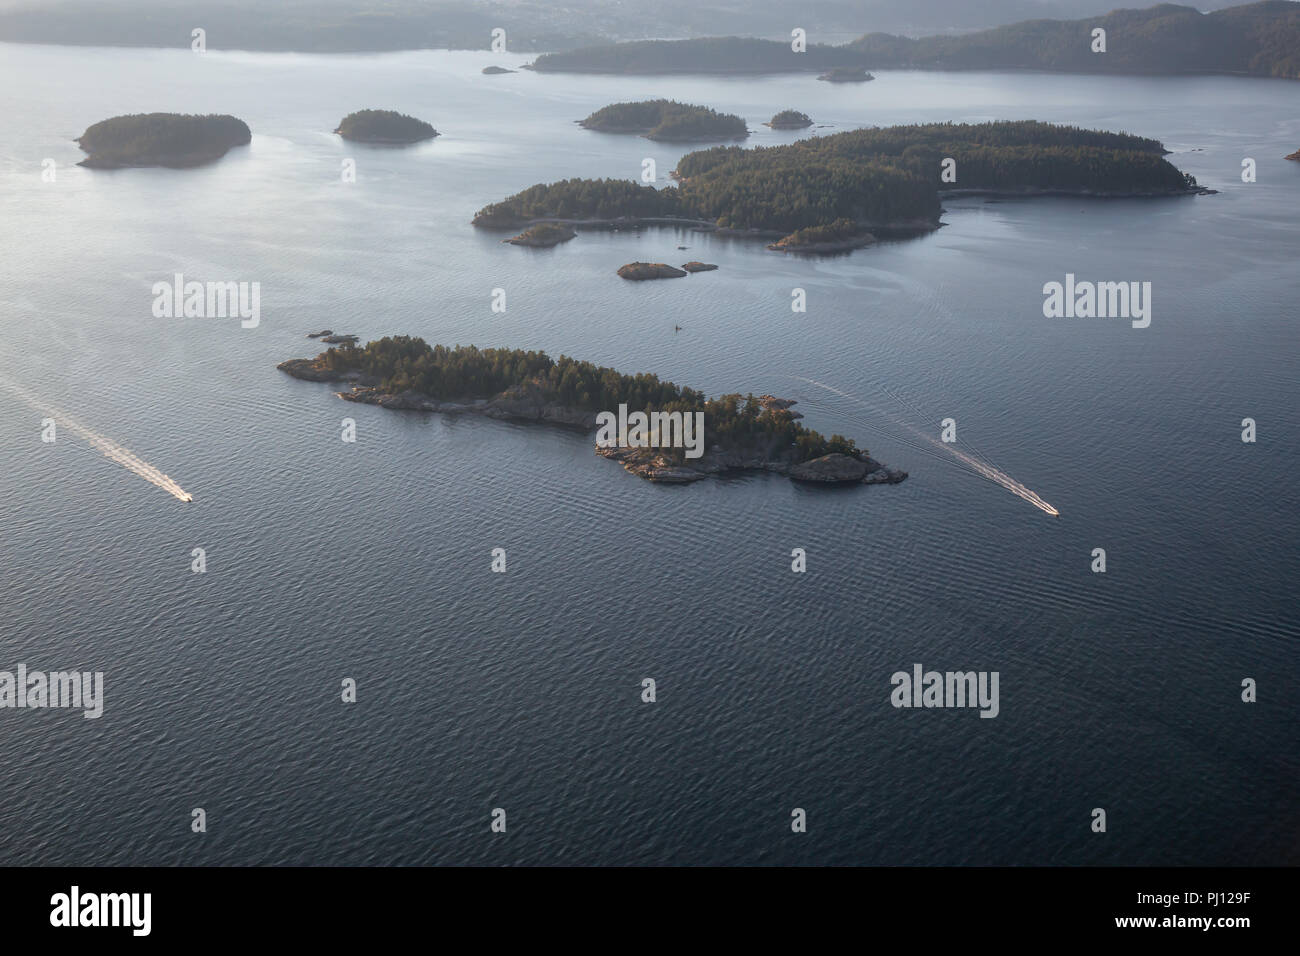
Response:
0,0,1259,47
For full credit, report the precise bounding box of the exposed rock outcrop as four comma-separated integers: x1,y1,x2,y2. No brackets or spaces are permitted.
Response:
618,261,688,280
789,453,870,483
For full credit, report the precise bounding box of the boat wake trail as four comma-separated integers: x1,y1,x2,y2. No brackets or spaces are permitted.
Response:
794,376,1059,516
0,377,193,503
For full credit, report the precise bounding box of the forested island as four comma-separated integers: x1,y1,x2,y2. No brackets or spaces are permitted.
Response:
765,110,813,129
473,121,1202,251
75,113,251,168
278,337,906,485
528,2,1300,80
334,109,438,144
579,100,748,142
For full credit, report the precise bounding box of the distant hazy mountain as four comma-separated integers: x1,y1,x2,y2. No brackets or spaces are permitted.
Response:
530,2,1300,80
0,0,1257,52
850,1,1300,77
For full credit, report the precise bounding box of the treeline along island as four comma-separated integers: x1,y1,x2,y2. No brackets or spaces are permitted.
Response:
279,337,907,486
473,120,1203,249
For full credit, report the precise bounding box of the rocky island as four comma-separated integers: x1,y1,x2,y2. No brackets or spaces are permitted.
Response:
482,65,515,75
765,110,814,129
473,120,1205,254
75,113,251,169
579,100,748,142
618,262,688,280
334,109,438,144
278,337,906,487
1287,148,1300,160
504,223,576,247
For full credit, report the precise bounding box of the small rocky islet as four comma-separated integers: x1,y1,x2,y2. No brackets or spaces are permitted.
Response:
616,261,718,279
764,110,814,129
334,109,438,144
503,223,576,246
578,99,749,143
767,218,875,253
307,330,359,345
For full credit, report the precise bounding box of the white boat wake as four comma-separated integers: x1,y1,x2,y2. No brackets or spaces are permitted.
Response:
795,376,1059,516
0,376,193,503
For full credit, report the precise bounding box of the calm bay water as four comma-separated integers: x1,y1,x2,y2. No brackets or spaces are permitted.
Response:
0,44,1296,865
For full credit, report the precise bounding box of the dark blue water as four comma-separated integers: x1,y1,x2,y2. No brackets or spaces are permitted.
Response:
0,45,1296,865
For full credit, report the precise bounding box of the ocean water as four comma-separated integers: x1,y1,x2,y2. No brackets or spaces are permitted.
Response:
0,44,1296,866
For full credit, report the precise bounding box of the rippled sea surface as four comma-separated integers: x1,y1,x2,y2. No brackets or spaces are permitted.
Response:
0,45,1296,865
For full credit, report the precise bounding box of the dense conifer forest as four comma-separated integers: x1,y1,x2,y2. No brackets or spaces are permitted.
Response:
76,113,251,168
474,121,1195,239
318,337,862,462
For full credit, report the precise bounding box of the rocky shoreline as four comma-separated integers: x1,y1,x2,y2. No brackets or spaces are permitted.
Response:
277,357,907,487
939,184,1215,199
77,148,242,169
473,214,941,246
334,132,438,144
597,445,907,484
